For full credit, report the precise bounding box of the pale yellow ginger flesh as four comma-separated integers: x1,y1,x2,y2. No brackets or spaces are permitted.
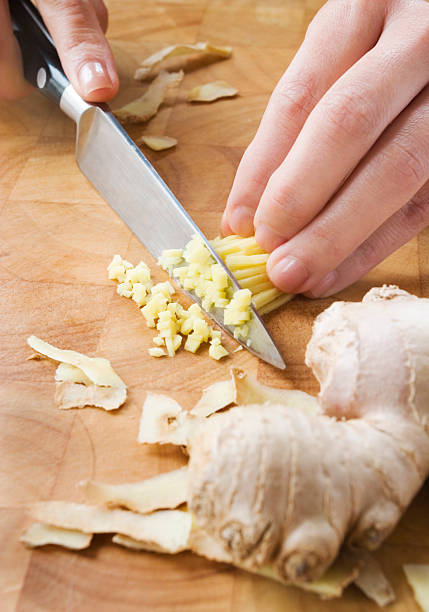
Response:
403,565,429,611
160,235,252,341
137,380,237,448
112,533,177,554
114,70,183,123
187,286,429,586
139,135,177,151
159,235,293,343
188,81,238,102
108,255,228,359
134,42,232,80
78,467,188,514
190,379,235,418
20,522,92,550
27,336,127,411
28,502,191,554
231,367,320,416
138,392,196,446
55,362,92,385
27,336,125,388
55,381,127,411
211,235,294,314
137,370,319,448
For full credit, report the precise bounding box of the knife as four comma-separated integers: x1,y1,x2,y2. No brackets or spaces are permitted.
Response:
10,0,286,369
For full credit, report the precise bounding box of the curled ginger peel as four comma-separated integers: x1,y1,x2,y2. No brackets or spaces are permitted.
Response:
187,286,429,584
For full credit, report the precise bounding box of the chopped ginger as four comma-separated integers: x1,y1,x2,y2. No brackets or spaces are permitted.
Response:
107,255,133,283
148,347,167,357
224,288,252,326
108,256,228,360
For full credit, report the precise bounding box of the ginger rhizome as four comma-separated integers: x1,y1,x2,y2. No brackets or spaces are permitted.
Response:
188,286,429,583
23,285,427,606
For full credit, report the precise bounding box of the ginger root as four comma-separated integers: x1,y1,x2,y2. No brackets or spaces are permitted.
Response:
23,285,428,605
187,286,429,584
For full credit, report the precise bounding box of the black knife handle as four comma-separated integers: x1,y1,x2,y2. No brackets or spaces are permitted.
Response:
9,0,70,105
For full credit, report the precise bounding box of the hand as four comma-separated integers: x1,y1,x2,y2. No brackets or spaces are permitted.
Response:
0,0,118,102
222,0,429,298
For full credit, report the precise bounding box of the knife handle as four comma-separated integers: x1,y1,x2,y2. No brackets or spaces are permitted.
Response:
9,0,69,105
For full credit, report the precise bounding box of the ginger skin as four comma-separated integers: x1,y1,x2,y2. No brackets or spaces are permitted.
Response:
187,286,429,584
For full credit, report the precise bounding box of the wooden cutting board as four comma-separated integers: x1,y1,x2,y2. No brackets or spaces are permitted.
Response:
1,1,428,610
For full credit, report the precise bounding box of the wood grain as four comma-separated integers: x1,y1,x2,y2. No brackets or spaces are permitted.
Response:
1,1,428,610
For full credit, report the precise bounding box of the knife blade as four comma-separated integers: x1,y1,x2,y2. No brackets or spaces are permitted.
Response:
10,0,286,369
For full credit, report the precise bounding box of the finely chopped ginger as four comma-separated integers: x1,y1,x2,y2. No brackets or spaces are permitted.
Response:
108,234,294,360
108,255,229,359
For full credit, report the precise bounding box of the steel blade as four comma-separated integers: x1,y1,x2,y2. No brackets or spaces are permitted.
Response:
75,106,286,369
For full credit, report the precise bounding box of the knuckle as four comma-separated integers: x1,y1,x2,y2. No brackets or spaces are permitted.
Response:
262,181,307,238
319,89,377,140
63,35,104,61
352,237,380,276
91,0,108,31
309,224,344,261
385,140,428,187
272,75,319,126
402,193,429,232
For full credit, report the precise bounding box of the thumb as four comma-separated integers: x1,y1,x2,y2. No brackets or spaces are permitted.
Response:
35,0,118,102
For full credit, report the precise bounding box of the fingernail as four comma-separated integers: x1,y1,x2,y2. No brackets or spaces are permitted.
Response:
228,206,254,236
305,270,338,298
78,61,112,98
268,255,310,293
254,224,285,251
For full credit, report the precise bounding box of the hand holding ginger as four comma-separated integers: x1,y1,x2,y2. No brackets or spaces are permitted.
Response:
222,0,429,297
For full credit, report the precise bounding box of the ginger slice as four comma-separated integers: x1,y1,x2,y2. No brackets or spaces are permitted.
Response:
138,393,196,446
112,533,180,554
55,363,92,385
139,135,177,151
190,380,235,418
134,42,232,80
55,381,126,411
27,336,126,388
20,522,92,550
28,502,191,553
188,81,238,102
258,293,294,316
148,347,167,357
78,467,188,514
354,553,395,607
403,565,429,611
115,70,183,123
231,368,320,415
